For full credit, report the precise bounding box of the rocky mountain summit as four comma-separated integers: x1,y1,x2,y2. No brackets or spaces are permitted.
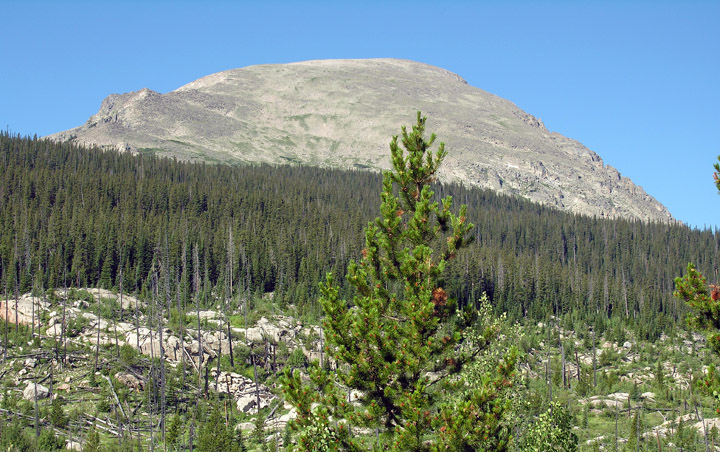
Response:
47,58,672,222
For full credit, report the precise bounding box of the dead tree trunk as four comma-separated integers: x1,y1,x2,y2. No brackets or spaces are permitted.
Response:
252,350,261,415
149,267,157,452
193,245,202,379
94,293,101,373
575,349,580,381
159,241,170,447
112,269,121,360
216,342,221,391
14,266,19,334
135,290,140,352
592,329,597,387
226,225,235,368
4,262,8,363
62,267,67,368
561,341,566,389
37,266,45,343
118,227,124,323
33,375,40,438
547,326,552,404
31,273,35,339
179,241,187,386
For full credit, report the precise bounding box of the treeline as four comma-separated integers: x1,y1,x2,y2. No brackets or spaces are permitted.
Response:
0,132,717,335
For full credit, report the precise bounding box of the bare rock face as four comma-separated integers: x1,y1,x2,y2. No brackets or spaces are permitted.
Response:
47,59,673,222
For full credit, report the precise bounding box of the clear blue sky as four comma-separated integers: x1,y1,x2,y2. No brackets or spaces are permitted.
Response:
1,1,718,228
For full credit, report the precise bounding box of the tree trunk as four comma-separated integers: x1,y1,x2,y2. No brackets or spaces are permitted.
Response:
114,273,120,360
94,293,101,372
149,272,157,452
179,241,187,386
320,326,324,370
216,342,221,391
227,319,234,367
546,326,552,404
194,244,203,402
15,271,19,334
135,291,140,352
159,243,169,447
622,271,630,319
575,349,580,381
34,375,40,438
561,341,566,389
62,268,67,368
31,274,35,339
189,412,195,452
592,329,597,387
119,228,124,323
636,406,640,452
226,226,234,368
614,403,618,452
4,264,8,363
204,365,209,399
253,351,261,415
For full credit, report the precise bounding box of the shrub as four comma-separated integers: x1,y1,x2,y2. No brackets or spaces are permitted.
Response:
285,348,308,370
519,402,578,452
50,398,68,429
0,419,34,452
65,315,89,338
38,429,65,451
119,343,138,366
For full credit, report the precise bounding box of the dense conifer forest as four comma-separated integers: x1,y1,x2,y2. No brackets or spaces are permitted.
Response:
2,131,720,451
1,132,717,333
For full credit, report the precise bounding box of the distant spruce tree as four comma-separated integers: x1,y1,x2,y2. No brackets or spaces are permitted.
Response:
282,113,516,452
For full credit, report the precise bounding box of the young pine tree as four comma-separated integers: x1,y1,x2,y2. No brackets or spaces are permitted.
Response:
282,113,516,452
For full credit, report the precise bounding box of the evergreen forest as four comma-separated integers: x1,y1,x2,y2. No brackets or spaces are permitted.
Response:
2,130,720,451
1,132,717,331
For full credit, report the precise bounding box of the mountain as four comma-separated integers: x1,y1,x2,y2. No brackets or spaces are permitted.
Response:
47,58,672,222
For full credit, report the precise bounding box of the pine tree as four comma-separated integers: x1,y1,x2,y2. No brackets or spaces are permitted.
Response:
282,113,516,452
631,408,644,452
50,398,68,429
674,156,720,406
84,425,101,452
197,406,237,452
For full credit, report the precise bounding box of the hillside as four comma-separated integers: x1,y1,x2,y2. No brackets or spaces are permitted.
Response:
0,134,713,330
46,59,672,222
1,287,717,451
0,133,717,450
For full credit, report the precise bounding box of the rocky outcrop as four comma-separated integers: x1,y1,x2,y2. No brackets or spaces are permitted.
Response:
0,294,50,326
115,372,145,391
46,59,673,222
208,369,275,413
23,382,49,401
234,316,325,363
26,287,287,415
645,413,720,439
